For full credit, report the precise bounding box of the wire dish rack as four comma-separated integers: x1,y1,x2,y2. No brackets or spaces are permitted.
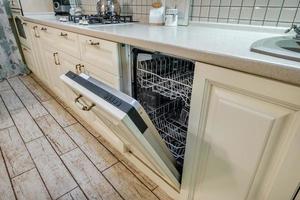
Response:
147,100,189,166
137,56,194,106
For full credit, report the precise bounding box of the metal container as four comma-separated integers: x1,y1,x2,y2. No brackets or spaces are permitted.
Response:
96,0,121,16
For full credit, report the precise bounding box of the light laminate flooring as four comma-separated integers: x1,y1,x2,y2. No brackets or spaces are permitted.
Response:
0,75,173,200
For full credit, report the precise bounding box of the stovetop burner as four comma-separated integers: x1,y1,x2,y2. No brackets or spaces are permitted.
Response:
68,14,134,25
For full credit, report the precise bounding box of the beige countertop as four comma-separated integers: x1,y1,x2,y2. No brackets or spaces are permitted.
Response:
23,14,300,86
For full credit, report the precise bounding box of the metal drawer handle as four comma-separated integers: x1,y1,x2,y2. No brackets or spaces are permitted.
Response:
53,52,60,65
75,64,85,73
75,95,95,111
79,64,85,72
75,64,81,73
33,26,40,38
89,40,100,46
60,32,68,37
41,27,47,31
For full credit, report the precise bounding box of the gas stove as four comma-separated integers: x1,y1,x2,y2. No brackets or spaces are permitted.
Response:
60,14,134,25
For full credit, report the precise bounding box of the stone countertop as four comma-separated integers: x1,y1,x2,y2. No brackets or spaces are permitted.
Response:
23,14,300,86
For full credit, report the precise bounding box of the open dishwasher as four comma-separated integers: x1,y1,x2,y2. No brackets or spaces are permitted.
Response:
60,47,195,190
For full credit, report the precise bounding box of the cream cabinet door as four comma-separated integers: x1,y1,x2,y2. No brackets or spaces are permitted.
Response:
43,47,81,100
79,35,120,76
28,23,46,81
21,45,36,73
184,62,300,200
81,61,121,90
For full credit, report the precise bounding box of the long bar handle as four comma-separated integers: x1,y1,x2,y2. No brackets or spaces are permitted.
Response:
75,95,95,111
33,26,40,38
89,40,100,46
53,52,60,65
75,64,85,73
60,32,68,37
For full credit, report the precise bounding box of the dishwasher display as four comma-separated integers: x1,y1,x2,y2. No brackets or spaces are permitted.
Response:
132,49,195,170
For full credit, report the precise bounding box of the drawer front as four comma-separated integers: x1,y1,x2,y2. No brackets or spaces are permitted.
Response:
40,26,80,57
79,35,120,76
81,61,121,90
39,25,57,45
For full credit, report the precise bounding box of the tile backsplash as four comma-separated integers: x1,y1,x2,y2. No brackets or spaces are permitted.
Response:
190,0,300,27
73,0,300,27
76,0,161,22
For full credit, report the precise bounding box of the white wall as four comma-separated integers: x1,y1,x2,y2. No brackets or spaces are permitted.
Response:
20,0,53,14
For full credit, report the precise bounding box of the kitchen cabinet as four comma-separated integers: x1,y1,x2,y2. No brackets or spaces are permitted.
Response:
81,61,121,90
40,26,80,58
25,24,124,161
182,62,300,200
42,46,79,99
21,20,300,200
28,23,48,82
21,45,36,73
79,35,121,76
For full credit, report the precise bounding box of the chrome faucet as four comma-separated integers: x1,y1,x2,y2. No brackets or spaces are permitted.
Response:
285,24,300,40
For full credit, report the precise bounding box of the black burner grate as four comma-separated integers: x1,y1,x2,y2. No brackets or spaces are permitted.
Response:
68,14,134,24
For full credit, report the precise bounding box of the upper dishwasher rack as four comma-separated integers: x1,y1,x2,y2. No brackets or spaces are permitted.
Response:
137,56,195,106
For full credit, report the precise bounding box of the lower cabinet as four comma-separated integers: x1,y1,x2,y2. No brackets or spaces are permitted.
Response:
22,21,300,200
43,46,81,99
40,46,125,156
183,62,300,200
21,45,36,73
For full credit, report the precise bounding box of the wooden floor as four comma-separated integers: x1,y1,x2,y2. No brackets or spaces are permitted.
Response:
0,75,173,200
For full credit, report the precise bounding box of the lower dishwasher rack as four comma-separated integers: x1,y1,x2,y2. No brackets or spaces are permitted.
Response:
134,52,195,169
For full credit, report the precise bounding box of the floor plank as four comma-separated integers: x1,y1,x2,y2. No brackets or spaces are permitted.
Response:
42,99,76,127
61,148,122,200
0,97,14,130
57,187,87,200
0,89,23,111
26,103,48,119
27,137,77,199
11,108,44,143
121,158,157,190
0,80,11,91
103,163,159,200
65,123,118,171
8,77,48,119
104,162,159,200
0,127,35,178
0,148,16,200
20,76,52,102
36,115,77,155
153,187,174,200
12,168,51,200
8,77,37,106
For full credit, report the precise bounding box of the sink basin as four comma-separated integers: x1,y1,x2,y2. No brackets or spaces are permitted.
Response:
251,36,300,62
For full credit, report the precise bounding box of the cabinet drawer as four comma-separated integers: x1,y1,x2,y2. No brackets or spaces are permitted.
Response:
40,26,80,57
39,25,57,45
81,61,121,90
79,35,120,76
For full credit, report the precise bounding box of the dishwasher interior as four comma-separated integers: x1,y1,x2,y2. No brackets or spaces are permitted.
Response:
131,48,195,172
